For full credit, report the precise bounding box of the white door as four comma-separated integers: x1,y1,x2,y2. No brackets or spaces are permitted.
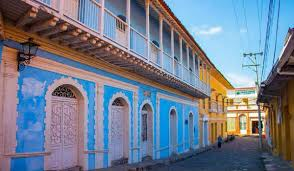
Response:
110,106,124,160
141,109,153,158
189,115,193,148
48,97,78,170
170,112,177,153
240,115,247,135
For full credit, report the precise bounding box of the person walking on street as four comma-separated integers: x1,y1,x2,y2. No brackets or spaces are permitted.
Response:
217,135,223,148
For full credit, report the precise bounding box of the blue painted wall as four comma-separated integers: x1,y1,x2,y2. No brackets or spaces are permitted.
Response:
11,67,96,171
3,40,199,170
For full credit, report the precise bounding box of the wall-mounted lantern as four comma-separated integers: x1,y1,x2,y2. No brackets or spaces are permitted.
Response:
17,38,39,71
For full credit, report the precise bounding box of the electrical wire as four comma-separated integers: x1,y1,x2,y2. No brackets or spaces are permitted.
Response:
272,0,281,67
242,0,250,51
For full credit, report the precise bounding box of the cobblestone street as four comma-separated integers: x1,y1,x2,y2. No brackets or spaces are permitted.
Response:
153,136,264,171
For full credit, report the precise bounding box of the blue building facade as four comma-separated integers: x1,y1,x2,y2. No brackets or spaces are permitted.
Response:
0,0,211,170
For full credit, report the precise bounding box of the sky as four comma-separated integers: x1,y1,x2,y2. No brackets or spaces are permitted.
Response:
165,0,294,88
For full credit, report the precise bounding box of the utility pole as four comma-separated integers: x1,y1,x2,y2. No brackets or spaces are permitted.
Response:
242,52,263,149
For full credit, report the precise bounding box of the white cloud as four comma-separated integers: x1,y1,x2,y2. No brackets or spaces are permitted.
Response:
191,25,223,36
226,73,256,88
240,28,247,33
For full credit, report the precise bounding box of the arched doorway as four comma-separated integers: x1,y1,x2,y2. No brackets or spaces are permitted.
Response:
170,109,177,154
203,120,208,146
188,113,194,149
141,103,153,160
46,85,82,170
239,115,247,135
110,97,129,165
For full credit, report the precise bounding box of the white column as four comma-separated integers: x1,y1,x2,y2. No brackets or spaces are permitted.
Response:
100,0,105,35
171,28,175,75
146,0,150,60
193,52,196,86
127,0,131,50
159,14,163,67
187,46,189,70
187,46,190,83
96,83,104,168
179,38,183,79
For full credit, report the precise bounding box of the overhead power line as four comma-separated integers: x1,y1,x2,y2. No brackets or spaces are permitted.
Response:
261,0,275,81
272,0,281,67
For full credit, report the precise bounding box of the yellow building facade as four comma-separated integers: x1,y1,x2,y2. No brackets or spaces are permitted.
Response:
258,28,294,166
199,66,233,146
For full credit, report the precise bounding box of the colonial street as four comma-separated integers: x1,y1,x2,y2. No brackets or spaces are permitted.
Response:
153,137,264,171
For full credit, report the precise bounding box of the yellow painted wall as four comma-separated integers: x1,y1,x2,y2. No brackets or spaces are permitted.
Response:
266,80,294,166
199,68,232,145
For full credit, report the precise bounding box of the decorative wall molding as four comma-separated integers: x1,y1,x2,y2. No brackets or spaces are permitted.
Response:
0,47,19,171
44,77,89,170
30,56,138,93
95,83,104,168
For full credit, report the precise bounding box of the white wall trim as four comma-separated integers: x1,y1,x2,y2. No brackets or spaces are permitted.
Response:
44,77,89,170
157,93,198,107
95,83,104,169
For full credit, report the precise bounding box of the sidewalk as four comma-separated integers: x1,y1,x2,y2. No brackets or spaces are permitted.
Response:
96,145,214,171
261,152,294,171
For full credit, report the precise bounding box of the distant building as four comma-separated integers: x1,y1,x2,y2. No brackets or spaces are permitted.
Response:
258,28,294,167
199,67,234,146
227,87,265,136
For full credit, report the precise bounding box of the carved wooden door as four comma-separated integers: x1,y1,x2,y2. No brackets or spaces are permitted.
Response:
189,115,193,148
141,111,148,158
110,106,124,161
49,96,78,170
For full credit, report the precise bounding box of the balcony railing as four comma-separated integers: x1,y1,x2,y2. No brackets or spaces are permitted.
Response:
209,101,218,113
163,52,173,73
150,42,161,66
130,28,148,58
217,104,223,114
19,0,211,97
104,9,128,47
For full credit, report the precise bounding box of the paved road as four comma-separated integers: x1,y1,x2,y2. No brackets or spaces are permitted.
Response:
153,136,264,171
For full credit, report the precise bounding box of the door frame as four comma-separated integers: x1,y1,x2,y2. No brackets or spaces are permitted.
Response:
139,100,154,161
44,77,88,170
108,92,131,166
169,107,178,155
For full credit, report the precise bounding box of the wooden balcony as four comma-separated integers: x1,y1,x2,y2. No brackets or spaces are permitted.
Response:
0,0,211,97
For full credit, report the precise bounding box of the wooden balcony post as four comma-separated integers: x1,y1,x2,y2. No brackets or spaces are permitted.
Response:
159,14,163,67
100,0,105,35
179,37,183,79
127,0,131,50
146,0,150,61
171,28,175,75
187,46,189,81
193,51,196,85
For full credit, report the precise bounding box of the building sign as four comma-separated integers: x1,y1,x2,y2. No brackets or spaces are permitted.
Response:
236,89,256,95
